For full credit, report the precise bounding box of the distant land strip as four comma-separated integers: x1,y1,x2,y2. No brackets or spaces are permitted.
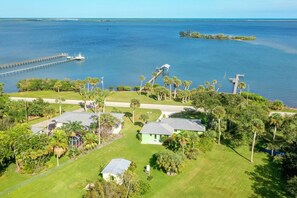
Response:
179,31,256,41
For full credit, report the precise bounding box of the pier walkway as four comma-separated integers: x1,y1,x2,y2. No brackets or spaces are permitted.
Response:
0,59,74,77
0,53,67,70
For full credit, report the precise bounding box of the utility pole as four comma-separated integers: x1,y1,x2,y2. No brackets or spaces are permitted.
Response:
101,77,104,90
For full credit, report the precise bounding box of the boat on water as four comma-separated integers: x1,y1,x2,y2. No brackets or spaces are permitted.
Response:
67,53,85,61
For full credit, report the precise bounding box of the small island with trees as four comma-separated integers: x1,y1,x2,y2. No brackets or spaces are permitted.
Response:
179,31,256,41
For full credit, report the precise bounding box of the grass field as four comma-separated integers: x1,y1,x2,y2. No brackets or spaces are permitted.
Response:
9,90,191,106
27,104,81,125
0,107,286,198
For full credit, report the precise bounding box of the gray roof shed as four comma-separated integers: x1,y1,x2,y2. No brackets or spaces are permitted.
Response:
101,158,131,176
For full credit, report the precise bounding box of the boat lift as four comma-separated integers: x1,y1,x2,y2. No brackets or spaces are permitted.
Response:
147,64,170,84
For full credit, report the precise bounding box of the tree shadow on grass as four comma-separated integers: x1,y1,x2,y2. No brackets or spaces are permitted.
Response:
225,142,250,162
134,121,144,127
246,157,288,198
124,112,133,123
170,109,207,123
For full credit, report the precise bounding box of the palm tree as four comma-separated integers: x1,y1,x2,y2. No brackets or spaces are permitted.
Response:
151,72,158,85
213,106,226,145
80,88,89,112
54,80,62,93
130,99,140,124
177,133,189,155
172,76,182,99
212,79,217,90
238,82,246,95
250,119,265,163
43,106,56,131
90,78,100,91
85,77,92,92
55,97,65,115
50,130,68,166
269,113,283,156
183,80,192,90
163,76,173,100
73,80,86,92
62,121,84,137
144,82,153,96
139,75,145,94
140,114,149,124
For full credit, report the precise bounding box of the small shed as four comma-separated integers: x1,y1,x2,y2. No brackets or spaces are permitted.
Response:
101,158,131,184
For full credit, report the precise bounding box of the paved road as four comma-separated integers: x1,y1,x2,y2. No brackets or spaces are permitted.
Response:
10,97,194,113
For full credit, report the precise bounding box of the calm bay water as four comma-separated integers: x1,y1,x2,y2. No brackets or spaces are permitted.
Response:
0,19,297,106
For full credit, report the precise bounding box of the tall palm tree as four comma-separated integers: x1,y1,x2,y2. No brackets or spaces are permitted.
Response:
55,97,65,115
43,106,56,131
85,77,92,92
80,88,89,112
130,99,140,124
250,119,265,163
151,72,158,85
212,79,217,90
172,76,182,99
90,78,100,91
238,82,246,95
163,76,173,100
183,80,192,90
213,106,226,145
73,80,85,92
54,80,62,93
269,113,283,156
144,82,153,96
50,130,68,166
139,75,145,94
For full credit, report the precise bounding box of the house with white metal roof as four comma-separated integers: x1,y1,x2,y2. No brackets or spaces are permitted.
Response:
101,158,131,184
140,118,205,144
50,112,125,134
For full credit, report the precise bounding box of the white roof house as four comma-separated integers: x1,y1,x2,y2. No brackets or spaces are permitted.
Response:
140,118,205,144
101,158,131,184
51,112,125,134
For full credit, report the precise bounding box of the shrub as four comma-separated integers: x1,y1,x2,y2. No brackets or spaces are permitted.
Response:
123,86,131,91
128,161,137,172
138,180,151,195
67,147,81,159
155,150,184,175
271,100,284,110
134,86,140,91
109,86,114,91
116,86,124,91
198,137,214,153
241,92,268,103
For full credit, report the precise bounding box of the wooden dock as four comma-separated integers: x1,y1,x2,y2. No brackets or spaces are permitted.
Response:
0,59,74,77
0,53,67,70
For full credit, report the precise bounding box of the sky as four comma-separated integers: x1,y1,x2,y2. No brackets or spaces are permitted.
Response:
1,0,297,18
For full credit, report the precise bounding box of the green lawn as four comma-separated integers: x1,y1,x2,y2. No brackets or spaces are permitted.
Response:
27,104,81,125
0,107,286,198
9,91,191,106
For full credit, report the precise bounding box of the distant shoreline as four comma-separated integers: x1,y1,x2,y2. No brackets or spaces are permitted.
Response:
1,18,297,23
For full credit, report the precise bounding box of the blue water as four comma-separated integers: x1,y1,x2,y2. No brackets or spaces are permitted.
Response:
0,19,297,107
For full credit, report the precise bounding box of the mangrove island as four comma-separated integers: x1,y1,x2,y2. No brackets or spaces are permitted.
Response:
179,31,256,41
